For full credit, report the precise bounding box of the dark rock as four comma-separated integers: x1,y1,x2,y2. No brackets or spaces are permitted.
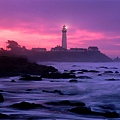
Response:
98,74,102,76
102,112,119,118
45,100,85,107
11,79,15,82
0,93,4,102
64,70,68,72
0,56,58,77
78,76,92,79
69,79,78,82
70,70,76,73
41,72,76,79
70,106,93,115
89,70,99,73
53,90,64,95
105,78,119,81
70,106,119,118
19,75,42,81
0,113,9,119
80,69,89,72
10,101,45,110
97,66,108,69
115,71,119,74
26,89,32,91
104,71,113,74
42,90,64,95
72,65,77,67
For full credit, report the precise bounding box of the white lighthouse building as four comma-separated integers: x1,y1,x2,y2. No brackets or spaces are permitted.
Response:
62,25,67,49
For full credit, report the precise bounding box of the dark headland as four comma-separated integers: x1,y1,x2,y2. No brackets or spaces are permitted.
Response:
2,40,120,63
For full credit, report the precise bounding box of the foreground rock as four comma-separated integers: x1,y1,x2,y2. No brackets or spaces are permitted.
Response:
0,113,9,119
0,93,4,102
70,107,119,118
0,56,58,77
10,101,45,110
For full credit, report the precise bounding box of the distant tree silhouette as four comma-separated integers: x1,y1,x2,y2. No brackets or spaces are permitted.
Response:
7,40,21,52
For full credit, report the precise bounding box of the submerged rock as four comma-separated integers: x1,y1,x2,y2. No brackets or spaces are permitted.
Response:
105,78,120,81
78,76,92,79
0,93,4,102
26,89,32,91
98,74,102,76
80,69,89,72
45,100,85,107
11,79,15,82
19,75,42,81
10,101,45,110
89,70,99,73
41,72,76,79
42,89,64,95
97,66,108,69
115,71,119,74
70,70,77,73
69,79,78,82
104,71,113,74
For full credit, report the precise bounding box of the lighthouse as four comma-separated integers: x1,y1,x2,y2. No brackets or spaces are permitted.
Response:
62,25,67,49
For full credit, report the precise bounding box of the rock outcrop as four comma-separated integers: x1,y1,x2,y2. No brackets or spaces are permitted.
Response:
0,56,58,77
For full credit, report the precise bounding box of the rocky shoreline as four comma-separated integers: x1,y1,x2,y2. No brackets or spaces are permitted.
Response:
0,56,120,119
0,56,58,77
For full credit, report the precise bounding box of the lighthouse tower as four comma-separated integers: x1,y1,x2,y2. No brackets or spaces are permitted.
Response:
62,25,67,49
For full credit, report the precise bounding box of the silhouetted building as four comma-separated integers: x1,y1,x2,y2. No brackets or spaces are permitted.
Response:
51,45,67,52
32,48,47,52
88,46,99,51
62,25,67,49
69,48,87,52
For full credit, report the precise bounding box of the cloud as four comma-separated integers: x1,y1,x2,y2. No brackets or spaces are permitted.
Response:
0,0,120,57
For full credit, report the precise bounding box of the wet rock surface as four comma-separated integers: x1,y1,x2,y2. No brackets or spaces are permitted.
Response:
10,101,45,109
0,93,4,102
70,106,119,118
0,56,58,77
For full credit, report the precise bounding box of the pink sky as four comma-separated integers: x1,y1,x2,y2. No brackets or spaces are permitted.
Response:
0,0,120,58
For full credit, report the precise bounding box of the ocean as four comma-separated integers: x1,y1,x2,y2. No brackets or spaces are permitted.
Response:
0,62,120,119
